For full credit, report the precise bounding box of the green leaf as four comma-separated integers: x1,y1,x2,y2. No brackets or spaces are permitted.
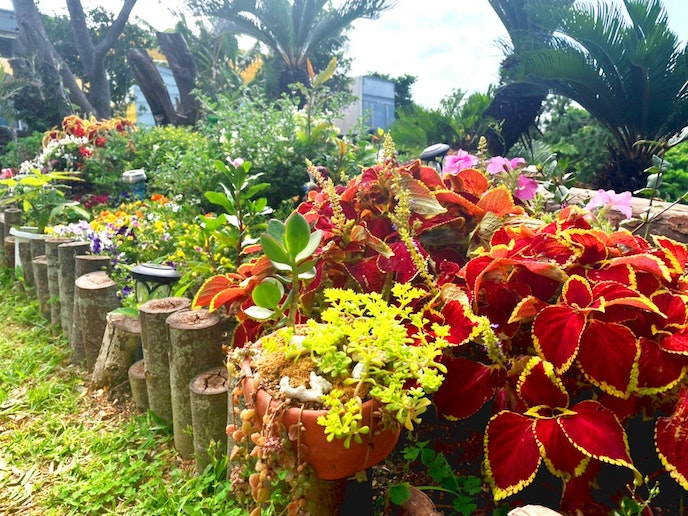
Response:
313,57,337,87
252,278,284,310
283,212,312,259
294,229,322,264
260,234,290,266
265,219,286,245
205,191,233,212
389,483,412,506
243,306,276,320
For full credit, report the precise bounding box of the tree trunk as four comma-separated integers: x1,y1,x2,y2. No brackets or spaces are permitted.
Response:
167,308,224,459
138,297,191,426
190,366,228,473
57,241,90,345
156,31,199,126
45,237,74,329
32,256,50,318
126,48,179,126
92,313,141,389
128,359,149,412
74,271,121,372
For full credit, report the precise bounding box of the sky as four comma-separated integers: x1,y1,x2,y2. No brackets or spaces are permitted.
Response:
4,0,688,108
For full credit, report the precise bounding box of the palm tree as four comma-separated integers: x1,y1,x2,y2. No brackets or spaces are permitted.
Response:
483,0,573,157
508,0,688,192
188,0,395,97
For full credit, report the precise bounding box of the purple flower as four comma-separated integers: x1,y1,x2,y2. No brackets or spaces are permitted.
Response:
442,150,478,175
514,174,538,201
585,190,633,219
486,156,526,175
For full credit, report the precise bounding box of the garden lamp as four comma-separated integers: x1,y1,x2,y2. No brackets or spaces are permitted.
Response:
131,263,180,302
419,143,450,173
122,169,147,200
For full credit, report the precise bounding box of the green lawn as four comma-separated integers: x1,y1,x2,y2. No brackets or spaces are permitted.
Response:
0,268,242,515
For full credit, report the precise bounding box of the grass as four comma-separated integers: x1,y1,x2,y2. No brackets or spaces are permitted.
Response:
0,267,243,515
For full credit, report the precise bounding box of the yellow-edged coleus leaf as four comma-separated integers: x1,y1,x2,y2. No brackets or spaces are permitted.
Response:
395,174,447,217
440,299,485,346
517,356,569,409
559,400,638,478
655,387,688,490
652,235,688,278
604,253,671,283
560,275,595,308
563,228,609,265
508,295,548,324
533,306,586,374
433,357,498,419
576,320,640,398
586,263,634,286
534,417,590,480
484,411,541,501
591,281,661,314
651,291,688,333
477,185,525,218
636,336,688,395
191,273,245,311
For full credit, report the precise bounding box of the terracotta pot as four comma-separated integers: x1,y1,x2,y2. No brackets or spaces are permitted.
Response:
241,358,400,480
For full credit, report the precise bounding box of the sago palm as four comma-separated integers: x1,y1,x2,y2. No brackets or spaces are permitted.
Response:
192,0,394,95
510,0,688,191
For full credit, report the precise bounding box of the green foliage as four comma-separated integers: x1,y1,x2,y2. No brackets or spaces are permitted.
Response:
393,439,488,516
248,211,322,326
0,132,45,169
658,143,688,202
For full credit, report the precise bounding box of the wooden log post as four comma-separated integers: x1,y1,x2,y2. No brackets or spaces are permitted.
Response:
45,237,74,328
138,297,191,427
4,236,14,270
74,271,121,372
128,359,149,412
92,313,142,389
32,256,50,318
29,238,45,264
167,308,224,459
70,254,113,363
3,207,21,235
190,366,228,473
17,239,32,285
57,241,90,344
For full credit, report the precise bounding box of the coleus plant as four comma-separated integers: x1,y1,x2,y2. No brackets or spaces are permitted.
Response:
433,206,688,511
193,135,526,346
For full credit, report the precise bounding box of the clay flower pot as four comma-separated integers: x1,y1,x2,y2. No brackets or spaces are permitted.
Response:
241,358,401,480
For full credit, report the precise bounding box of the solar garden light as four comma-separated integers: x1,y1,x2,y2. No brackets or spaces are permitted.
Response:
131,262,181,303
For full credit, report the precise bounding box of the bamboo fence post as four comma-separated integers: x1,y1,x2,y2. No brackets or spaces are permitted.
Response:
190,366,228,473
32,256,50,318
128,359,149,412
74,271,121,372
92,313,142,389
167,308,224,459
45,237,74,328
138,297,191,427
57,241,90,343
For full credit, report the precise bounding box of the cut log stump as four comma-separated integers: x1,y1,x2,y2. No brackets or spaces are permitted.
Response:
45,237,74,329
167,308,224,459
74,271,121,372
57,241,90,344
32,256,49,318
128,359,149,412
139,297,191,427
92,313,141,389
190,366,228,473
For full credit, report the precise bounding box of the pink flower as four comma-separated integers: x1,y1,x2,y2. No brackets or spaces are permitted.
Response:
585,189,633,219
486,156,526,175
514,174,538,201
0,168,13,179
228,157,244,168
442,150,478,175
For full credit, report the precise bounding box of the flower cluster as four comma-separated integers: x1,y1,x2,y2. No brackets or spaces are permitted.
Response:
19,135,93,174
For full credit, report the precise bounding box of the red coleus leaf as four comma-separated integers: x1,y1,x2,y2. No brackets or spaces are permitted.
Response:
517,357,569,409
377,241,419,283
604,254,671,283
455,167,489,196
652,235,688,279
655,387,688,490
559,400,637,474
509,295,548,324
440,299,484,345
533,306,586,374
577,319,640,398
560,275,594,308
477,185,525,218
637,337,688,394
343,257,386,293
564,229,609,264
191,273,247,311
484,411,541,500
534,418,589,480
434,358,498,419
